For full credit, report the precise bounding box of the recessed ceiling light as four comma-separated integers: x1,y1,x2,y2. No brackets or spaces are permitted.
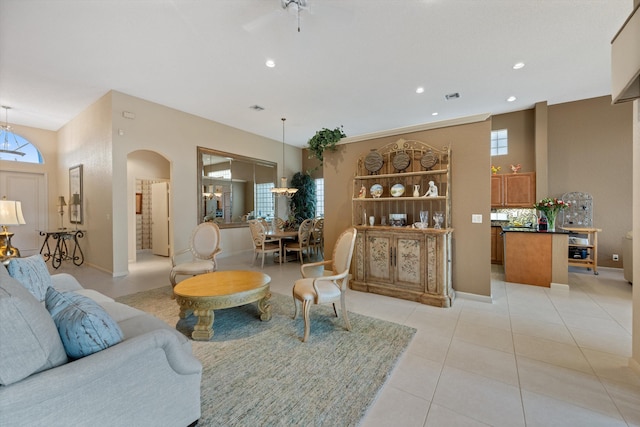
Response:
416,87,424,94
265,59,275,68
432,112,438,116
513,62,525,70
507,96,517,102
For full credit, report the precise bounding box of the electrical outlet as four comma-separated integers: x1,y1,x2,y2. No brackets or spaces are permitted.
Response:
613,254,619,261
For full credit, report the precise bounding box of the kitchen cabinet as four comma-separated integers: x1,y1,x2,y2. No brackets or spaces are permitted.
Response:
491,173,536,208
350,139,454,307
491,226,503,264
352,227,454,307
563,227,601,274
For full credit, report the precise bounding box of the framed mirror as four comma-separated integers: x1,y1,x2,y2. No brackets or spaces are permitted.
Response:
197,147,277,228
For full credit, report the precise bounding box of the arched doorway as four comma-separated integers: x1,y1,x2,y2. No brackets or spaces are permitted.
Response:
127,150,171,264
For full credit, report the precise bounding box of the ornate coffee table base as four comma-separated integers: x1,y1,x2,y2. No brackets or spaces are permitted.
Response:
175,286,272,341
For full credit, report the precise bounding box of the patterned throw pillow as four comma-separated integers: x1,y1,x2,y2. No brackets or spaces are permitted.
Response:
45,288,124,359
7,254,52,302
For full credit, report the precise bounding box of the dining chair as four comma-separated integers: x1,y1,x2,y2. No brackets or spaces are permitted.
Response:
310,217,324,257
284,218,313,263
170,222,222,289
248,219,281,268
272,217,286,232
292,227,357,342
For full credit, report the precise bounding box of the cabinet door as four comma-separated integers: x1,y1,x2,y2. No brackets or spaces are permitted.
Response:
491,227,499,263
491,175,503,207
394,234,424,291
504,173,535,207
365,232,393,284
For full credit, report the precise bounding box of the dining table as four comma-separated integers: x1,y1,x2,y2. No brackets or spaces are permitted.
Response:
266,229,298,262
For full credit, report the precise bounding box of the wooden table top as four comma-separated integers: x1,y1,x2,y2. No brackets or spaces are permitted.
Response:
267,230,298,239
174,270,270,298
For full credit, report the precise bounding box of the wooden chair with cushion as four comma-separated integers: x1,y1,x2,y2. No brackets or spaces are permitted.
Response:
292,227,357,342
284,218,313,263
248,219,281,268
170,222,222,289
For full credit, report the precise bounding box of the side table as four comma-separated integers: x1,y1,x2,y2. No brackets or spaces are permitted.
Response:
39,229,85,269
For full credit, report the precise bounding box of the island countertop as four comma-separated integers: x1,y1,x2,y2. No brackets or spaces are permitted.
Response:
502,228,569,287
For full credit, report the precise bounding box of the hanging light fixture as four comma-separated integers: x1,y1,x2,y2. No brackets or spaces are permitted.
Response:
0,106,27,157
271,118,298,198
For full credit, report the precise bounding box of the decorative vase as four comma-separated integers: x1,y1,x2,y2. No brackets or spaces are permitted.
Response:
413,185,420,197
545,212,556,232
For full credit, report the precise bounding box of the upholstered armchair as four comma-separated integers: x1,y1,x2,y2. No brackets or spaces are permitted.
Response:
170,222,222,289
292,227,357,342
284,218,313,263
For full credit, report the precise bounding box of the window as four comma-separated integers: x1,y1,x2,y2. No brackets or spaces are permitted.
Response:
315,178,324,217
0,131,44,163
207,169,231,179
255,182,275,219
491,129,508,156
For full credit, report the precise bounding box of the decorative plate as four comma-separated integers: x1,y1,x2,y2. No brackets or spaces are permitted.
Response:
420,150,438,170
370,184,383,198
364,150,384,174
390,183,405,197
392,151,411,171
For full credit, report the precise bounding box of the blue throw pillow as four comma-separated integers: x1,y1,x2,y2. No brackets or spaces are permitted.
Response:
7,254,52,302
45,288,123,359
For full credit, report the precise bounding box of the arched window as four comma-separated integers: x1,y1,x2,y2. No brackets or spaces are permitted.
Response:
0,130,44,163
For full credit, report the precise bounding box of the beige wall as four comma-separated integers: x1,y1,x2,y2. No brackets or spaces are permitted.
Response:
324,119,493,298
632,99,639,372
548,96,633,267
491,109,536,173
57,93,114,273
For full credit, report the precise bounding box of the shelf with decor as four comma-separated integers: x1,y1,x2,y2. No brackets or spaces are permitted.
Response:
562,227,601,274
350,139,453,307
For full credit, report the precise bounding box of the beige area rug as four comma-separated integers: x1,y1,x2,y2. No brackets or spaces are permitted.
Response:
116,286,415,426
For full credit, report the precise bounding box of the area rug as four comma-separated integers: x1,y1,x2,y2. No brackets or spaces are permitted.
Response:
116,287,415,426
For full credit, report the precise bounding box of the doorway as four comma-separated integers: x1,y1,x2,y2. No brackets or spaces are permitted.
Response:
127,150,171,264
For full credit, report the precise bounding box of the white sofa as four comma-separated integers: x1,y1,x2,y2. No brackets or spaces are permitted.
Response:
0,263,202,427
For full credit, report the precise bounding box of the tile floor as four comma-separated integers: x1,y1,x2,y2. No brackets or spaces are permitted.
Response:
50,251,640,426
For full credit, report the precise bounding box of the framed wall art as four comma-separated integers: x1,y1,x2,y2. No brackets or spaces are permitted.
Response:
69,164,83,224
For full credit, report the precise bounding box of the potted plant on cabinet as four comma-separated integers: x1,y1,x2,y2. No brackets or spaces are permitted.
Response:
307,126,347,170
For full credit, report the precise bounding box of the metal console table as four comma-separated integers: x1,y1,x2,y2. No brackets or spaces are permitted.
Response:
39,229,85,269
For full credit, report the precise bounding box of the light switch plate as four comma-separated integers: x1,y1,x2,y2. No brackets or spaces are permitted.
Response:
472,214,482,223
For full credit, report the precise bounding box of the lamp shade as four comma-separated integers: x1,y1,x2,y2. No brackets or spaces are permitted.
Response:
0,200,26,225
71,193,81,205
57,196,67,207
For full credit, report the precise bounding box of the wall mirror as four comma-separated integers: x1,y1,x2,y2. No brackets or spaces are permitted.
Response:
197,147,277,228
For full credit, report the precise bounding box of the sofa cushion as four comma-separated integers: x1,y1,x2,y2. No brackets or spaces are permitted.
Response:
7,254,52,302
0,269,68,386
45,288,124,359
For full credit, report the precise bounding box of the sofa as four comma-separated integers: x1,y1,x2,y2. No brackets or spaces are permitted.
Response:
0,257,202,427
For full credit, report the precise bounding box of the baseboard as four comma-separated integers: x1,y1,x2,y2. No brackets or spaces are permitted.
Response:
455,291,493,304
550,282,570,291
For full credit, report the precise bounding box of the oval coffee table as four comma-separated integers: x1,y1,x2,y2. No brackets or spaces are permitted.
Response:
174,270,271,341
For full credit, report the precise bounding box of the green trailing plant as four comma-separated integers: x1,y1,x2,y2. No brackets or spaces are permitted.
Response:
289,172,316,223
307,126,347,166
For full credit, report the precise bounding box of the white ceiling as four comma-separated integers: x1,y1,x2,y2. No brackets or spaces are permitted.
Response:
0,0,633,147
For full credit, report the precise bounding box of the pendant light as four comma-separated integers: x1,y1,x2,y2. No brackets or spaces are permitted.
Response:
0,106,27,157
271,118,298,198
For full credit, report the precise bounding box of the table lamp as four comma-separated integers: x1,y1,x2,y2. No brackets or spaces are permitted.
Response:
0,198,26,260
57,196,66,229
70,193,81,229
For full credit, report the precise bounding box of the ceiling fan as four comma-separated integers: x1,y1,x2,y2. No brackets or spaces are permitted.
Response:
243,0,311,33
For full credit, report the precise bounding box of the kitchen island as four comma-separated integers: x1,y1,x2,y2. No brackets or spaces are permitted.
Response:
502,227,569,287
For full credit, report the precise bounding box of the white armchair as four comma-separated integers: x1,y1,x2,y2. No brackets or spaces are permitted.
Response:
170,222,222,289
292,227,357,342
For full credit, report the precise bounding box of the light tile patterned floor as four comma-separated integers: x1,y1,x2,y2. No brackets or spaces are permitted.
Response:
50,252,640,426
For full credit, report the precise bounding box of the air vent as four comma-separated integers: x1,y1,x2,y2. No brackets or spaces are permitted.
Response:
444,93,460,100
249,105,265,111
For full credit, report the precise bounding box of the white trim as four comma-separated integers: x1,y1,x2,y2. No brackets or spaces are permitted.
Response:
550,282,570,291
338,113,491,145
455,291,493,304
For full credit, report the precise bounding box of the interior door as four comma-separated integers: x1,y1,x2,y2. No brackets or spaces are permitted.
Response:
0,171,47,256
151,182,169,256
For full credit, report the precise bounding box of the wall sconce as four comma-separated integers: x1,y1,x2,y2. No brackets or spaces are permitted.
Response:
57,196,67,230
0,197,26,261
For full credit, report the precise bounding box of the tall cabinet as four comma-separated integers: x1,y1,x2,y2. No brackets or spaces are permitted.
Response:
350,139,454,308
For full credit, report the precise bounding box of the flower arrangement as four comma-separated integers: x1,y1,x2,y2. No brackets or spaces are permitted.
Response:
534,197,570,231
491,165,501,174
